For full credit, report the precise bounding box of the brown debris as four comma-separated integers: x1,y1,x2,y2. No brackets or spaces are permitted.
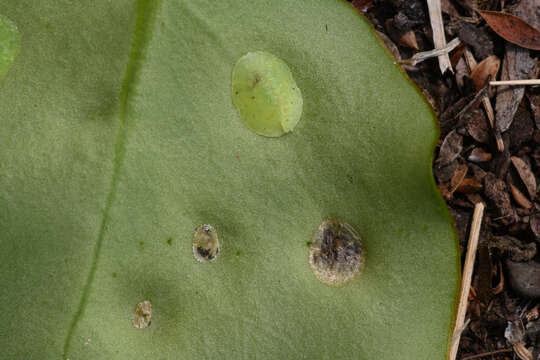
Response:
440,0,460,18
490,235,536,262
469,163,487,183
465,193,484,205
530,214,540,240
426,0,452,74
509,183,533,209
527,92,540,129
495,43,536,133
506,260,540,298
511,156,537,200
376,31,402,63
494,0,539,133
474,243,493,304
525,304,539,322
351,0,374,12
476,10,540,51
457,178,483,194
491,261,504,295
484,173,516,224
437,130,463,166
448,162,469,196
490,144,511,179
465,109,490,143
456,21,494,60
513,342,534,360
398,30,419,50
385,19,419,50
470,55,500,91
507,105,535,150
450,207,472,246
435,160,458,183
468,147,492,163
393,0,426,31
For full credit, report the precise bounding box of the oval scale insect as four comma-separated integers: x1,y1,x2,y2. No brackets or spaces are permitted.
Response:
231,51,303,137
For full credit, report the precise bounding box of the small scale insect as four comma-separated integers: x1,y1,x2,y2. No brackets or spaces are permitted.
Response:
133,300,152,329
192,224,220,262
309,218,365,286
231,51,303,137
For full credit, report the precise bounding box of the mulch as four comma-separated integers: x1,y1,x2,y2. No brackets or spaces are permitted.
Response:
351,0,540,358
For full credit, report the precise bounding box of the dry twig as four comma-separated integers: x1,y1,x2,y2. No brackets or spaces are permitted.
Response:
449,202,485,360
461,348,513,360
399,38,461,66
490,79,540,86
426,0,453,73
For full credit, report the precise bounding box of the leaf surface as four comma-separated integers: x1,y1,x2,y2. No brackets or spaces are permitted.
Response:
0,13,19,80
0,1,459,359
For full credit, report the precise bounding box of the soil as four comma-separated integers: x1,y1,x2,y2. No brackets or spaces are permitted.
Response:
351,0,540,358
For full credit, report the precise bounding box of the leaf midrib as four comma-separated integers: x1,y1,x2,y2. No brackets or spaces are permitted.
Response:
62,1,161,357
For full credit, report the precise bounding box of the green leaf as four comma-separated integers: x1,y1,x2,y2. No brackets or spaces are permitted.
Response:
0,1,459,359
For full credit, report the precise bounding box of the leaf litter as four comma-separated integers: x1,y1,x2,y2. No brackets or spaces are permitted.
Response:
355,0,540,356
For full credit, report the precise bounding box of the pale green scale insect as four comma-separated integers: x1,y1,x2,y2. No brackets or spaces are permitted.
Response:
231,51,303,137
0,14,20,82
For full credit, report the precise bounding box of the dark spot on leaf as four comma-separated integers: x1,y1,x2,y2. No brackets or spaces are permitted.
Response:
309,219,365,286
193,224,220,262
133,300,152,329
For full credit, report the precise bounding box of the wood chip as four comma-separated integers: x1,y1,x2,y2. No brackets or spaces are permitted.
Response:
465,109,490,143
465,193,484,205
513,341,534,360
435,160,457,183
527,92,540,129
456,21,494,60
506,260,540,299
509,183,533,209
385,19,419,50
469,163,487,182
398,30,419,50
507,107,534,150
484,173,515,224
470,55,500,90
495,44,536,133
475,243,492,303
530,214,540,240
494,0,539,133
490,235,536,262
441,0,460,18
511,156,537,200
468,147,492,163
456,178,483,193
463,49,504,152
448,162,469,195
437,129,463,166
